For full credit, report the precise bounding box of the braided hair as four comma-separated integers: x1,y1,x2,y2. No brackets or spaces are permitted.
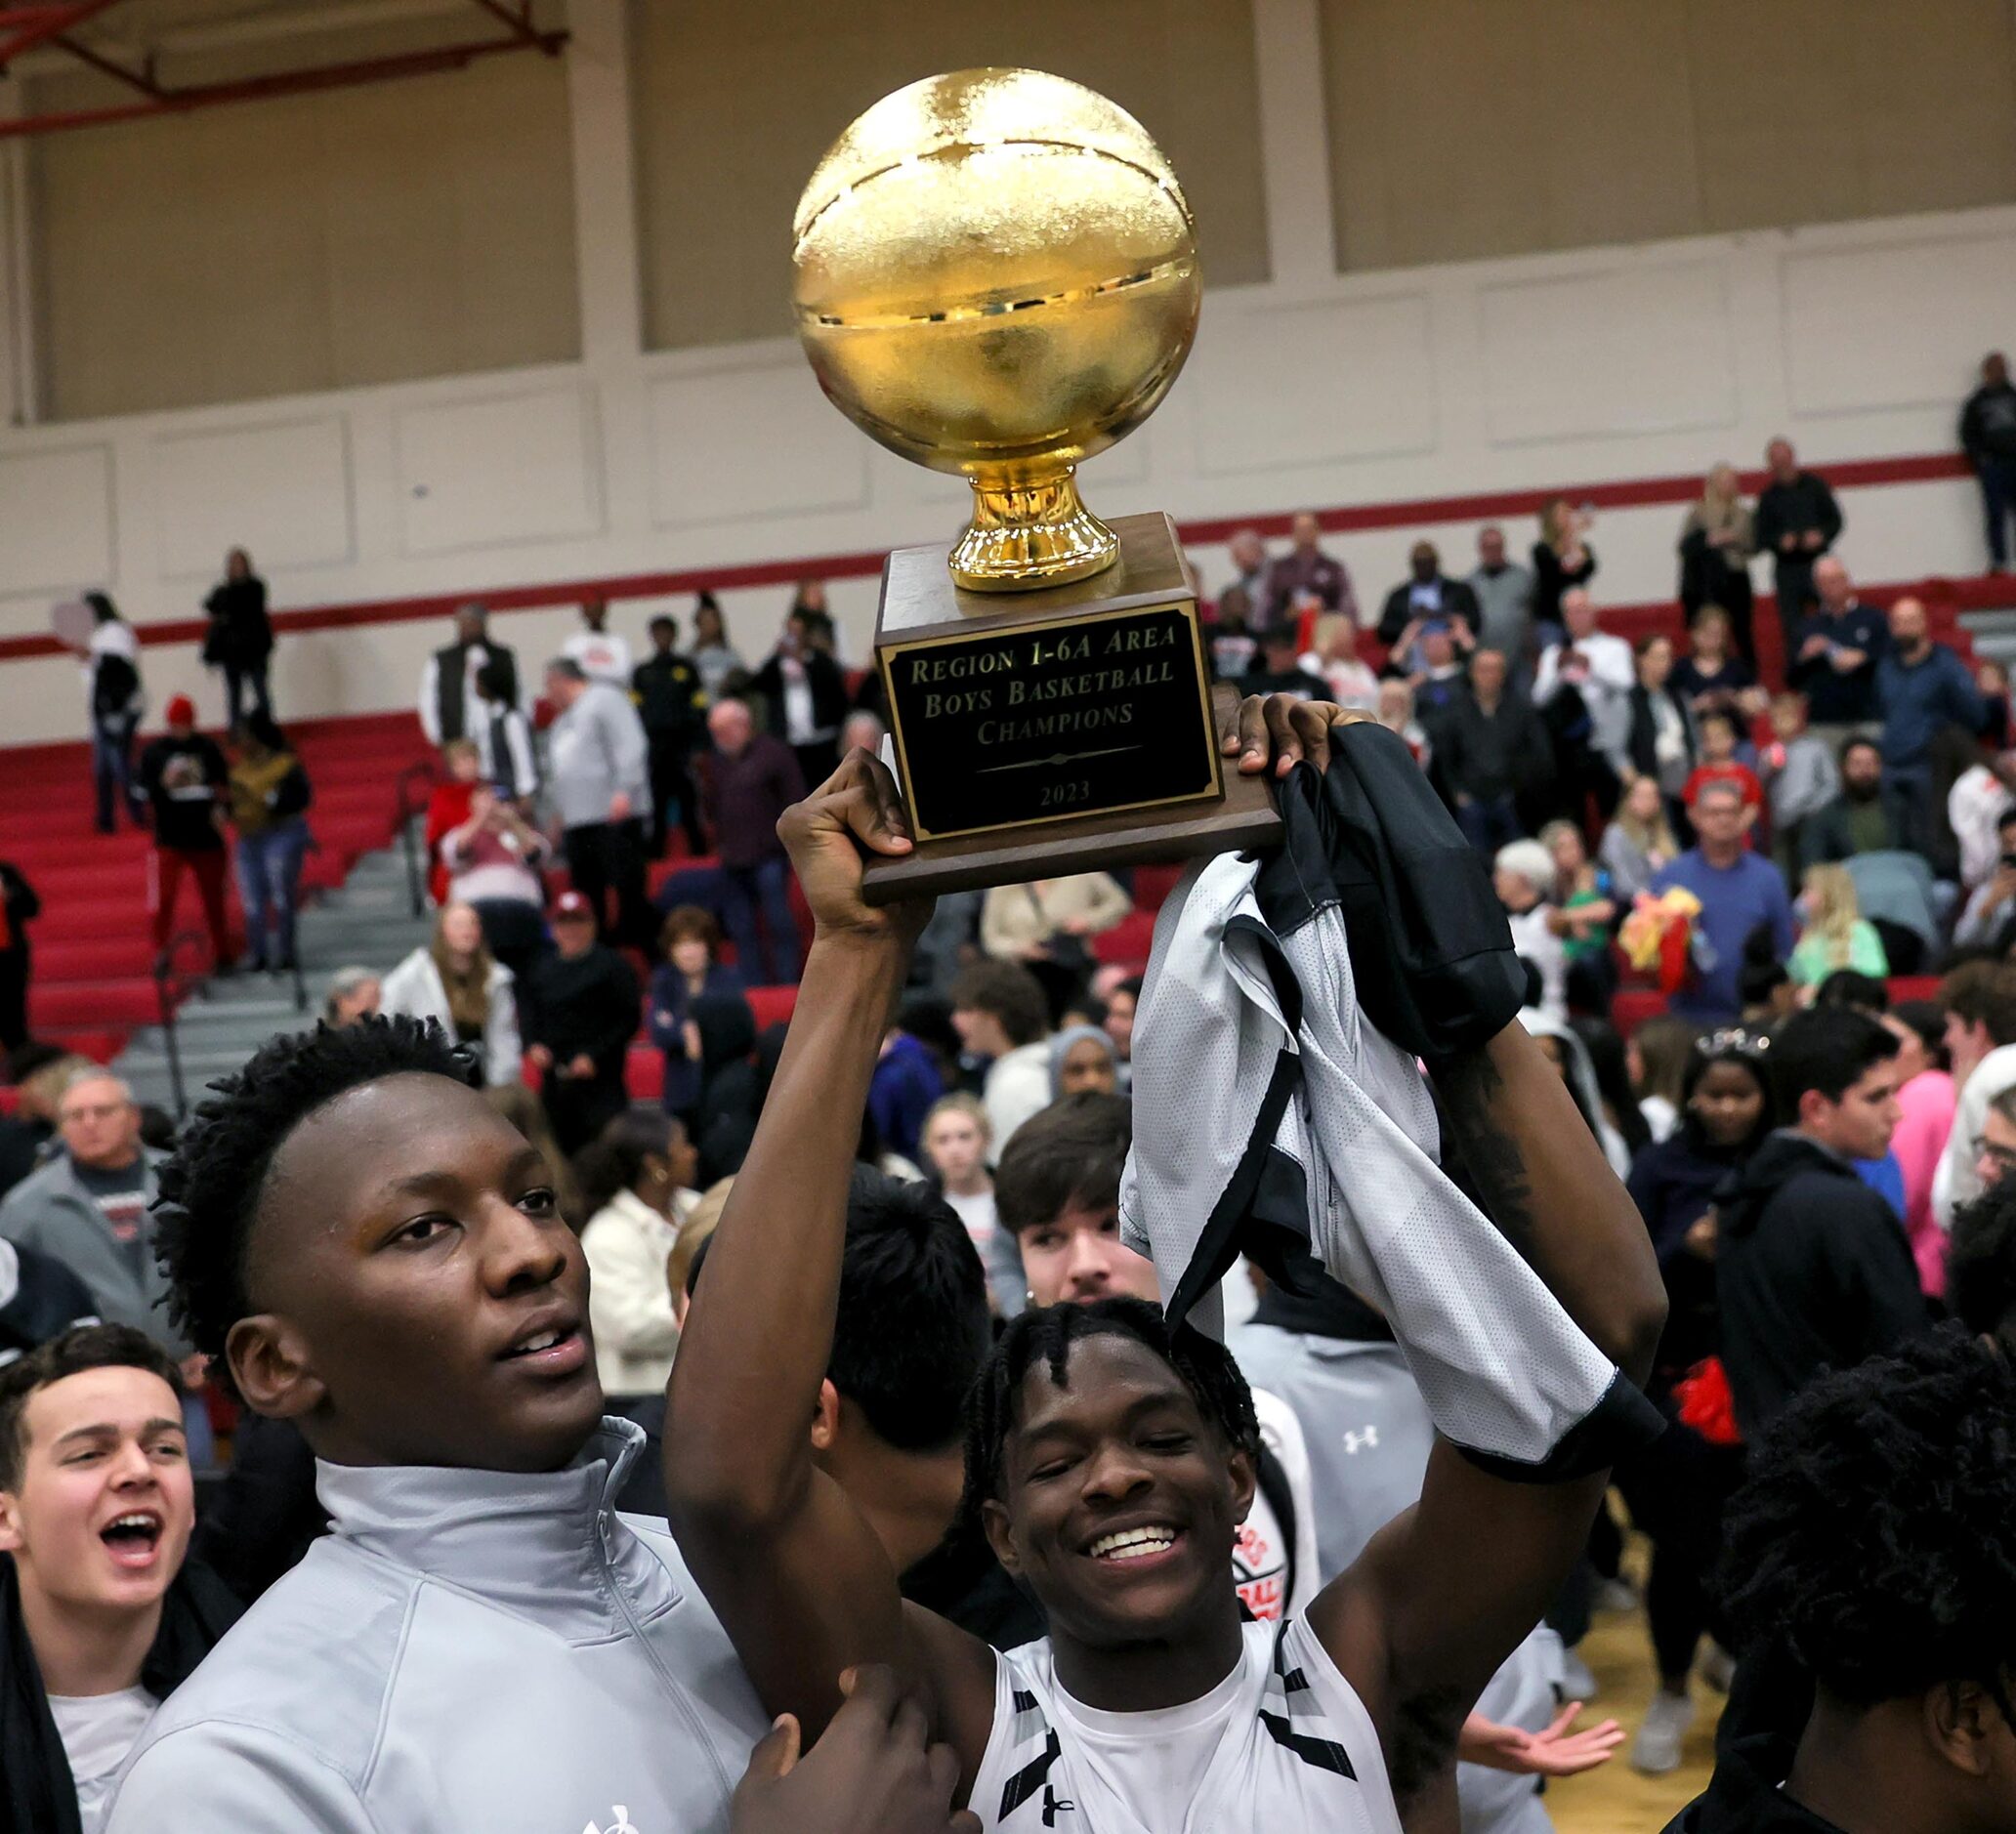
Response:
152,1016,477,1392
1716,1325,2016,1715
958,1296,1260,1537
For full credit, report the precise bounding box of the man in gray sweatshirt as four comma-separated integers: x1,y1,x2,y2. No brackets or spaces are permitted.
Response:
104,1019,775,1833
545,655,654,949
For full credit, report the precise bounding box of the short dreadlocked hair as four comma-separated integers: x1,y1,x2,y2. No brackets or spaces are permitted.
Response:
959,1297,1260,1536
1715,1325,2016,1712
152,1016,477,1392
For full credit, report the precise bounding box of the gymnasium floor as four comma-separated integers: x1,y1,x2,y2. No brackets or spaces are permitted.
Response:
1547,1574,1720,1832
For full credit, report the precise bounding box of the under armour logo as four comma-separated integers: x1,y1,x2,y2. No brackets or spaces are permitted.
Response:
1341,1426,1380,1455
584,1809,640,1834
1041,1784,1075,1826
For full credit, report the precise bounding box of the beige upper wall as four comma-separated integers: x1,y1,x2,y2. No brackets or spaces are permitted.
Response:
629,0,1272,354
29,21,580,422
1321,0,2016,271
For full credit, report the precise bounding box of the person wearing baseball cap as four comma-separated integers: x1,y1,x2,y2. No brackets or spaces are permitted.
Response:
518,889,641,1153
136,698,233,971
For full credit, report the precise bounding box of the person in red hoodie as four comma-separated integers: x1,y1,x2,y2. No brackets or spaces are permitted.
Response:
1682,709,1765,833
422,738,482,906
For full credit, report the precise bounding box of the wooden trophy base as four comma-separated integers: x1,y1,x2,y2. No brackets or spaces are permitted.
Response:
861,510,1281,905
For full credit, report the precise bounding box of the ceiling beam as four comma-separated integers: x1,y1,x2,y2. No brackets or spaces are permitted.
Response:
0,25,568,137
466,0,553,53
0,0,127,70
52,29,159,98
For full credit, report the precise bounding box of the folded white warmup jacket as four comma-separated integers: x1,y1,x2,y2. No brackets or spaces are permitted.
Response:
1120,849,1659,1480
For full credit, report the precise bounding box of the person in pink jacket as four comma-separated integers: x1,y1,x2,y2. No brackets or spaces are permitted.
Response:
1884,1002,1955,1296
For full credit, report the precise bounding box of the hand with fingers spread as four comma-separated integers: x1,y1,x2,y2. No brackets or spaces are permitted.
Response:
776,747,931,951
730,1665,980,1834
1458,1703,1626,1777
1221,691,1373,781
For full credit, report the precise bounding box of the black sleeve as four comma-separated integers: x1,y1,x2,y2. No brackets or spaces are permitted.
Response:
200,738,230,787
1817,480,1843,546
1962,391,1985,460
1449,580,1481,628
0,863,39,925
1376,586,1410,646
1753,486,1784,550
585,956,642,1065
1843,1205,1929,1359
517,971,551,1049
269,764,313,819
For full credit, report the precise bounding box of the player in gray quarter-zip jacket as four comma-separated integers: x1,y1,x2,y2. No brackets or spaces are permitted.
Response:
102,1018,970,1834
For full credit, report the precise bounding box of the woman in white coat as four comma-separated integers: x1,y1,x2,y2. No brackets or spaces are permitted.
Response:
378,902,522,1087
575,1107,698,1419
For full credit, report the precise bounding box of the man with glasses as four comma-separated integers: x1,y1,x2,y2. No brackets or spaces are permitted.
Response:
1972,1083,2016,1189
0,1072,207,1450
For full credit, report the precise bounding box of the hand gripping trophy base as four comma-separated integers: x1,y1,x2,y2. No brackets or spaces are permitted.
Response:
948,467,1119,593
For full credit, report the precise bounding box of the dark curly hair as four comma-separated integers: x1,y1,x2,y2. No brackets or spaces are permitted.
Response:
959,1297,1259,1537
1715,1325,2016,1712
1948,1177,2016,1354
151,1016,477,1391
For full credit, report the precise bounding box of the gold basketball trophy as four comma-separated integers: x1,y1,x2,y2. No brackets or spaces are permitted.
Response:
792,66,1280,901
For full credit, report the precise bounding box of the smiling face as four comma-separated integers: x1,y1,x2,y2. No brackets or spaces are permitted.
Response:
228,1072,601,1473
984,1333,1254,1651
0,1365,192,1616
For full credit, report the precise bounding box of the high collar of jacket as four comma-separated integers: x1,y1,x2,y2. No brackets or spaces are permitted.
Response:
1719,1130,1859,1239
1672,1735,1846,1832
314,1417,675,1638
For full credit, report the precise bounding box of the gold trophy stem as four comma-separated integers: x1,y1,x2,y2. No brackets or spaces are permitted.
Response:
949,467,1120,592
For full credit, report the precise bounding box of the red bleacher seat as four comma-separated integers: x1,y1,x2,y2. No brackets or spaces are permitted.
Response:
624,1044,664,1101
1,710,434,1059
1091,910,1156,968
745,984,798,1031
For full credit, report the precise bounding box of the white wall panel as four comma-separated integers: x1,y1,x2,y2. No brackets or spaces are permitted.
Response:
649,361,868,527
151,417,354,578
1481,262,1738,446
1782,232,2016,417
395,386,604,557
1190,293,1437,476
0,444,112,602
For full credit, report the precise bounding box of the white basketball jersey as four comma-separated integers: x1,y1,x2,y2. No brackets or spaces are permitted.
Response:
969,1616,1403,1834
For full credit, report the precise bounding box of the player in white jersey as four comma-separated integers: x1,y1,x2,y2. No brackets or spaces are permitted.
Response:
665,696,1667,1832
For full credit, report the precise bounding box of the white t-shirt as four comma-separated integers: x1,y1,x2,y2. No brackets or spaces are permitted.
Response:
563,629,634,688
945,1186,1000,1253
970,1616,1401,1833
1504,905,1567,1022
50,1686,156,1832
778,654,819,743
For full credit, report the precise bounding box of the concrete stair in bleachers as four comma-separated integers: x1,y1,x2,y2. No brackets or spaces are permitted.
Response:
1,710,435,1070
113,846,435,1111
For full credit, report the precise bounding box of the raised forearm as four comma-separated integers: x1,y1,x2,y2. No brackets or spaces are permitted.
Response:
664,935,907,1521
1430,1022,1664,1384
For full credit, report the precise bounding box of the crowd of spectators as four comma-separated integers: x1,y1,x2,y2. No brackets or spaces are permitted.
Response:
14,378,2016,1834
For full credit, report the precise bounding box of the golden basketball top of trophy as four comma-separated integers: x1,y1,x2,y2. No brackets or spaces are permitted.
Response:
791,67,1201,592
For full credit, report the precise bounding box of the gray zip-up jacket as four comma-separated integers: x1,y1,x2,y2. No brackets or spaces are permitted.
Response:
105,1419,768,1834
548,680,652,831
0,1146,188,1356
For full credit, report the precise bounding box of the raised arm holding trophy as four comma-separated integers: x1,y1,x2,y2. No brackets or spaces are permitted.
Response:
790,66,1281,899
